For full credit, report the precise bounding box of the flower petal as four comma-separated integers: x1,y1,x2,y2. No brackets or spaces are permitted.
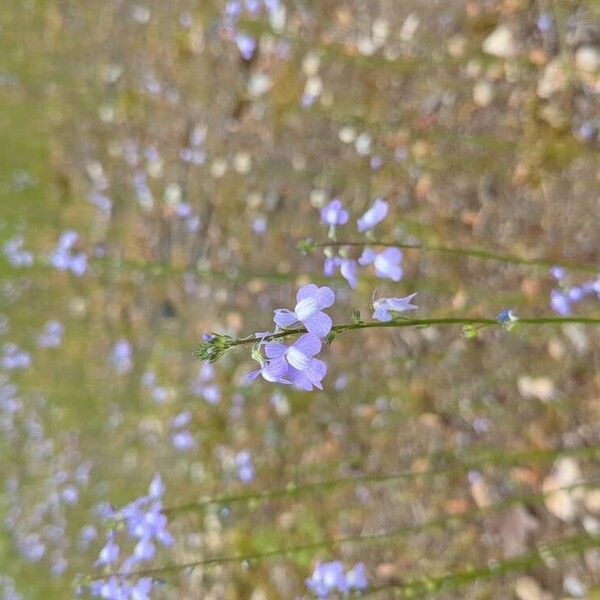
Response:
292,333,322,356
340,259,358,288
274,309,298,328
262,358,289,382
265,342,287,358
295,296,320,321
358,248,376,266
380,247,402,263
316,286,335,309
357,198,389,232
245,369,262,383
303,312,332,338
286,346,311,371
296,283,319,303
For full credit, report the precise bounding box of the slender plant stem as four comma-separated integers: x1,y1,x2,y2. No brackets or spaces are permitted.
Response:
313,240,599,273
369,532,600,597
226,316,600,350
163,444,600,515
90,479,599,581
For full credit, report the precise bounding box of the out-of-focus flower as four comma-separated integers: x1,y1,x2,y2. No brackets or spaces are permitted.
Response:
320,199,349,226
357,198,388,232
359,247,403,281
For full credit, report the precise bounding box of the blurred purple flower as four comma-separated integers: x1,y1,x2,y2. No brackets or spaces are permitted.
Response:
320,199,349,226
359,247,403,281
235,33,256,59
110,339,133,374
357,198,388,232
306,561,368,597
37,320,64,348
235,450,255,483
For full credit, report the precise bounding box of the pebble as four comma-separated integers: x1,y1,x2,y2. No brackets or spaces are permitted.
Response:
483,25,518,59
575,45,600,73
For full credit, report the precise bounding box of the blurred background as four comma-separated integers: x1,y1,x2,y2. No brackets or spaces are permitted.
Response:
1,0,600,598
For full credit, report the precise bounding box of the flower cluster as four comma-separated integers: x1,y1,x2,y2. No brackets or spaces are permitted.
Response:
88,474,173,599
49,231,88,276
549,267,600,315
319,198,404,288
306,561,368,598
246,284,335,391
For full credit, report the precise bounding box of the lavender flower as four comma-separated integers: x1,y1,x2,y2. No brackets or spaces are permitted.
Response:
171,430,195,451
110,339,133,374
323,257,358,288
356,198,388,232
320,199,349,226
89,474,172,598
274,284,335,338
306,561,348,597
235,450,255,483
247,333,327,391
49,231,87,276
345,563,368,591
235,32,257,59
1,344,31,369
372,293,418,322
3,236,34,268
37,320,64,348
359,247,403,281
306,561,367,597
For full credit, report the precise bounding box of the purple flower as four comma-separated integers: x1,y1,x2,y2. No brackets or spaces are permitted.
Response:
324,257,359,288
171,411,192,429
306,561,348,597
274,284,335,338
359,247,403,281
306,561,368,597
340,259,358,288
110,339,133,374
346,563,368,591
235,450,255,483
320,199,349,226
96,535,119,566
172,430,195,451
550,289,571,315
247,333,327,391
235,32,256,59
357,198,388,232
372,293,418,322
37,320,64,348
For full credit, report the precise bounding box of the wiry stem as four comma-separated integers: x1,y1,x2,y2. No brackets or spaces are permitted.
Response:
196,316,600,362
370,532,600,597
311,239,599,273
87,479,600,581
163,444,600,515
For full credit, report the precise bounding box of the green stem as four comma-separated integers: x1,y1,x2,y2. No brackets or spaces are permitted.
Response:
89,479,599,581
313,240,599,273
370,532,600,597
225,316,600,350
163,444,600,516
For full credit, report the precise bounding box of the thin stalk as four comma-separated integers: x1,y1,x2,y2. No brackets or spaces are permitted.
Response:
89,479,600,581
163,444,600,516
313,240,599,273
369,532,600,597
196,317,600,360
